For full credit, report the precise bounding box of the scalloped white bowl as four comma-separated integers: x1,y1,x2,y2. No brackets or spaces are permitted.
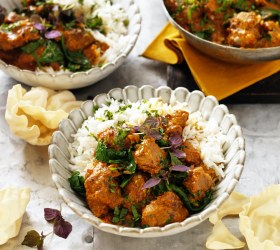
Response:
49,85,245,237
0,0,141,89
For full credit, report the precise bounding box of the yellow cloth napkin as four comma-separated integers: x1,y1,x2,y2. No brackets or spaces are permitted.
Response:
142,23,280,100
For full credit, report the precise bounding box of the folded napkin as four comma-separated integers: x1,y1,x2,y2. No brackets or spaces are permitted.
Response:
142,23,280,100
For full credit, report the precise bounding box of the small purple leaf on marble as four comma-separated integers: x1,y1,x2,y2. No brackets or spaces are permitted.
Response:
53,218,72,239
44,208,61,222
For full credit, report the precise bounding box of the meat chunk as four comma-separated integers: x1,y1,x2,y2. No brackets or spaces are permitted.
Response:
0,21,40,51
227,12,262,48
83,41,109,65
141,192,189,227
165,110,189,136
13,46,45,71
63,29,94,51
183,166,214,203
5,12,27,23
85,161,123,217
123,173,149,210
98,128,139,150
181,141,202,166
164,0,203,31
83,44,101,65
260,21,280,47
133,137,166,175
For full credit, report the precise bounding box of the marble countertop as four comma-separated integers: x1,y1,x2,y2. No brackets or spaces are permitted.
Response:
0,0,280,249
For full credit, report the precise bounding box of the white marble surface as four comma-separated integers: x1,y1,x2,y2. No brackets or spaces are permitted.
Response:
0,0,280,249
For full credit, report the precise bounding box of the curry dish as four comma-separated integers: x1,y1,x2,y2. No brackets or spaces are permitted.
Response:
164,0,280,48
69,108,219,228
0,0,117,72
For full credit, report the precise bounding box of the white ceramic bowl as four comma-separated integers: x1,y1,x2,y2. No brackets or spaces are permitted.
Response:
0,0,141,89
48,85,245,237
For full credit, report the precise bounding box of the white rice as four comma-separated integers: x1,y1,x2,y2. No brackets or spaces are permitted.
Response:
37,0,129,73
69,98,227,178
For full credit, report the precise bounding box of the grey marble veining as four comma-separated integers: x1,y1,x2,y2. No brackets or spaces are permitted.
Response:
0,0,280,249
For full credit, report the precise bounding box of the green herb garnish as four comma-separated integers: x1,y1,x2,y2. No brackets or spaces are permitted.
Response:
68,171,86,197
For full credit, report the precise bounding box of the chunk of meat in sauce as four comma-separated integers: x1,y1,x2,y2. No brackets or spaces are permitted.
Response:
123,173,149,210
85,162,123,218
13,46,45,71
183,166,214,203
181,140,202,166
141,191,189,227
63,29,95,51
164,0,203,32
98,128,140,150
259,21,280,47
133,137,166,175
227,12,262,48
165,110,189,136
83,42,109,65
0,21,40,51
5,12,28,24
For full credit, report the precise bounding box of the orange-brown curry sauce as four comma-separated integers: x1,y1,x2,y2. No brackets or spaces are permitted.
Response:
165,0,280,48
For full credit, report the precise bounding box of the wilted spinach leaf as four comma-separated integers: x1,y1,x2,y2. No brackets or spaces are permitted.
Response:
21,38,45,54
68,171,86,197
39,40,64,64
61,35,91,71
95,141,127,164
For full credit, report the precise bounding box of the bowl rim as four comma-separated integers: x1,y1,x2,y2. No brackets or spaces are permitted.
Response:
0,0,141,78
48,85,246,238
161,0,280,53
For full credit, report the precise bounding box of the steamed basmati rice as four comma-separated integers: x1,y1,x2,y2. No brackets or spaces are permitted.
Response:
69,98,227,178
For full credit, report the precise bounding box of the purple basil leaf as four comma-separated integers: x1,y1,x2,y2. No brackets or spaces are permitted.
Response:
53,218,73,239
171,165,190,172
159,170,169,180
142,177,161,190
34,23,46,31
44,208,61,222
169,133,182,148
133,126,140,133
171,148,186,159
143,116,160,128
45,30,62,39
148,129,162,140
30,14,41,24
